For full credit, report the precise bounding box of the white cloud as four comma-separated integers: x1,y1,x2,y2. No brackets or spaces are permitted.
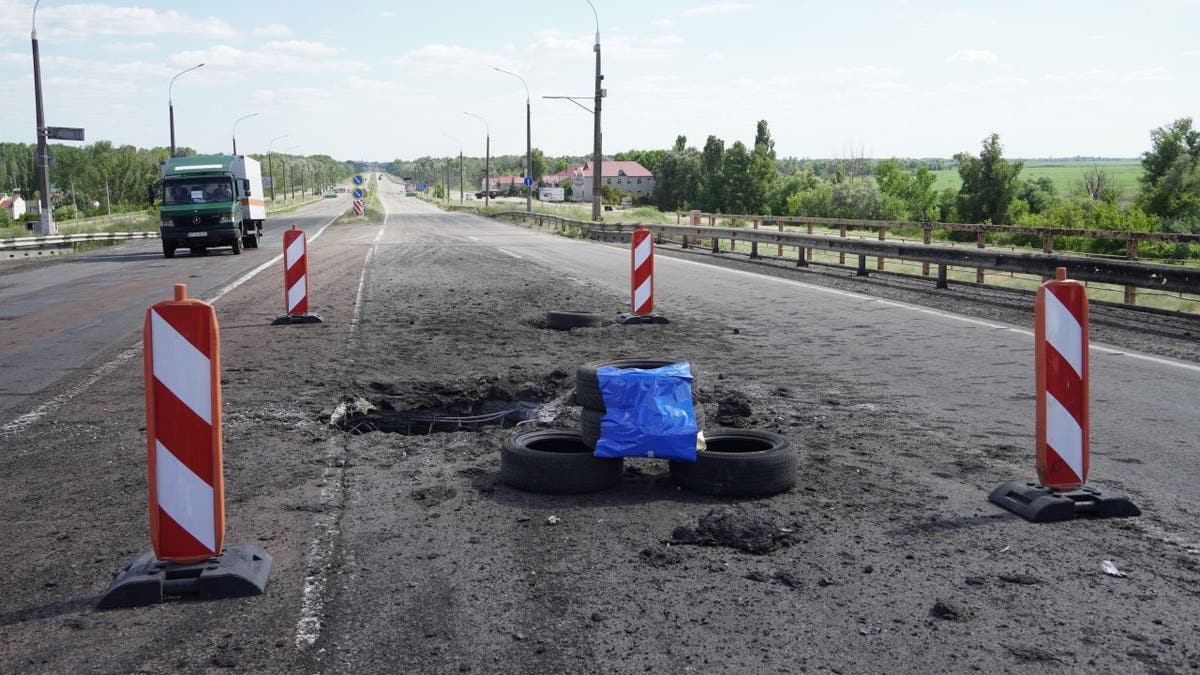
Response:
393,44,527,75
252,24,294,38
103,41,157,54
378,10,396,19
683,3,754,16
170,44,365,75
13,3,236,41
1181,49,1200,57
945,49,999,65
1044,68,1171,84
652,18,675,29
529,30,592,60
706,52,723,61
262,40,340,57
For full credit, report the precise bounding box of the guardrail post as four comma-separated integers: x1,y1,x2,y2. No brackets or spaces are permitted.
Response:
711,233,720,254
976,231,987,283
807,224,814,262
750,219,759,259
1125,238,1138,305
922,226,932,276
839,224,847,265
877,226,886,271
937,264,948,289
777,221,784,257
797,241,807,266
1042,233,1054,254
857,254,868,277
682,235,689,249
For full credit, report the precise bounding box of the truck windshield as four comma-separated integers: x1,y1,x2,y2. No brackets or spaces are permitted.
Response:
164,179,234,205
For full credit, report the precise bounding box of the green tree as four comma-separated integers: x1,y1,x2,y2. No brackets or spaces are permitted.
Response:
747,120,778,214
1136,117,1200,223
954,133,1023,224
874,158,937,220
653,136,703,211
700,135,725,212
721,141,752,214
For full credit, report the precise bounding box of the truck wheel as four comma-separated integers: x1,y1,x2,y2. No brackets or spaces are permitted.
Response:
231,234,242,255
242,233,257,249
162,242,175,259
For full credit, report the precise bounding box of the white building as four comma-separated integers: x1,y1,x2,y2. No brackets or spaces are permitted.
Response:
1,194,26,220
569,161,654,203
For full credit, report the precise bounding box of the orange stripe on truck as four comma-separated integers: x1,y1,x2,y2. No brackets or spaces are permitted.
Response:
240,198,265,207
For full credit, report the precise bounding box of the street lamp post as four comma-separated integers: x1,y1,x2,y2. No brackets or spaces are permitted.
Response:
464,112,490,208
30,0,54,235
587,0,603,222
495,67,532,213
232,112,259,155
168,63,204,157
267,134,287,202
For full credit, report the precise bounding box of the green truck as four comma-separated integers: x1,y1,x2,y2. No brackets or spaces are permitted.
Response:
158,155,266,258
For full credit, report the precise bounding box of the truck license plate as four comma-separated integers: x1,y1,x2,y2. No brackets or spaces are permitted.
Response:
187,231,207,237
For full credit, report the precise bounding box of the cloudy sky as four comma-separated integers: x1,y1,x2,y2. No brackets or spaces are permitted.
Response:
0,0,1196,162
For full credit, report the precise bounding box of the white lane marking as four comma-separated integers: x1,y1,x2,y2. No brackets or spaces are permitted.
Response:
468,236,479,241
1,344,140,441
155,439,217,552
294,451,344,649
657,253,1200,375
0,206,346,442
296,196,386,650
149,310,213,424
497,248,523,259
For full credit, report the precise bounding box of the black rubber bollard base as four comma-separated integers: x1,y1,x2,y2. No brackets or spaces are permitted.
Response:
98,544,272,609
615,313,670,325
988,481,1140,523
272,313,324,325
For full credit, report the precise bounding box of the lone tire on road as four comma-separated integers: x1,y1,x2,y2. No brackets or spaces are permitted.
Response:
546,311,605,330
501,430,623,495
669,429,796,497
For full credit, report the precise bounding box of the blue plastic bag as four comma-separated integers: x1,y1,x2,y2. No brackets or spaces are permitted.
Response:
595,362,698,461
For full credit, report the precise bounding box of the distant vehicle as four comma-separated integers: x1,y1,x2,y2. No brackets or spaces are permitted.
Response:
158,154,265,258
475,191,500,199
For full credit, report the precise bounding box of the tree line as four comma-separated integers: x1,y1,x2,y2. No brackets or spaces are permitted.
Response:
0,141,356,225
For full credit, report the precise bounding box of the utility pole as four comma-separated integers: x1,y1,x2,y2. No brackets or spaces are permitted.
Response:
588,0,603,222
30,1,55,235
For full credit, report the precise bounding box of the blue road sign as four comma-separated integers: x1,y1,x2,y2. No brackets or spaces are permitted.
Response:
353,188,364,198
524,176,533,187
353,175,363,185
418,183,427,191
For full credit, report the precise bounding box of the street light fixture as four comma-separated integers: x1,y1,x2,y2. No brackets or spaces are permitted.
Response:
464,112,490,208
494,67,533,213
231,112,259,156
168,62,205,157
30,0,54,235
267,134,287,202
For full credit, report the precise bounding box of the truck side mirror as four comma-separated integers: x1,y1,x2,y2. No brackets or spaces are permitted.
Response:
243,178,251,195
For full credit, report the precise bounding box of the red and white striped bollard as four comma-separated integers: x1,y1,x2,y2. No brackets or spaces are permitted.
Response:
1035,267,1089,490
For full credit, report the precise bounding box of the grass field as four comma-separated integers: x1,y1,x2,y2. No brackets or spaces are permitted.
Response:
931,159,1144,200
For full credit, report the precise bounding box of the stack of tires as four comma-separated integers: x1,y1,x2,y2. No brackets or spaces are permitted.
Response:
500,357,797,497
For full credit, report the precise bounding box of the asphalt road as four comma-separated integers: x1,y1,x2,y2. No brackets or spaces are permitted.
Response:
1,179,1199,673
0,195,349,427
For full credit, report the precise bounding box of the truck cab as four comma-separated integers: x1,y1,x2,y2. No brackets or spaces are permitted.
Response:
159,155,266,258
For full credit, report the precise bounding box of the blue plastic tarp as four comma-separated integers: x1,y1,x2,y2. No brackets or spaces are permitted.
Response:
595,361,698,461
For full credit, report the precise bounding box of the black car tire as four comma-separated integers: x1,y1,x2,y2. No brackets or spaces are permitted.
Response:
546,311,605,331
579,404,705,450
500,430,623,495
576,357,694,411
162,242,175,259
668,429,797,497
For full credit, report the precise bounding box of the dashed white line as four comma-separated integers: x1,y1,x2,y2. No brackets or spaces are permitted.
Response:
0,208,347,440
497,247,523,259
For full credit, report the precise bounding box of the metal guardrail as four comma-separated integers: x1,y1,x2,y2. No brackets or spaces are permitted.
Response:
491,212,1200,297
0,231,160,252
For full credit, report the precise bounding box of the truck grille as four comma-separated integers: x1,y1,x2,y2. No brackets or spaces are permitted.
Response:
172,214,223,228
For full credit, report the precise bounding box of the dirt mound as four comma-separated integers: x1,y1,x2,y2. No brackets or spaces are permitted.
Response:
670,507,796,554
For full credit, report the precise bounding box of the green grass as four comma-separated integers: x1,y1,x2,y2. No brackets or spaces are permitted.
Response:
931,159,1144,199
